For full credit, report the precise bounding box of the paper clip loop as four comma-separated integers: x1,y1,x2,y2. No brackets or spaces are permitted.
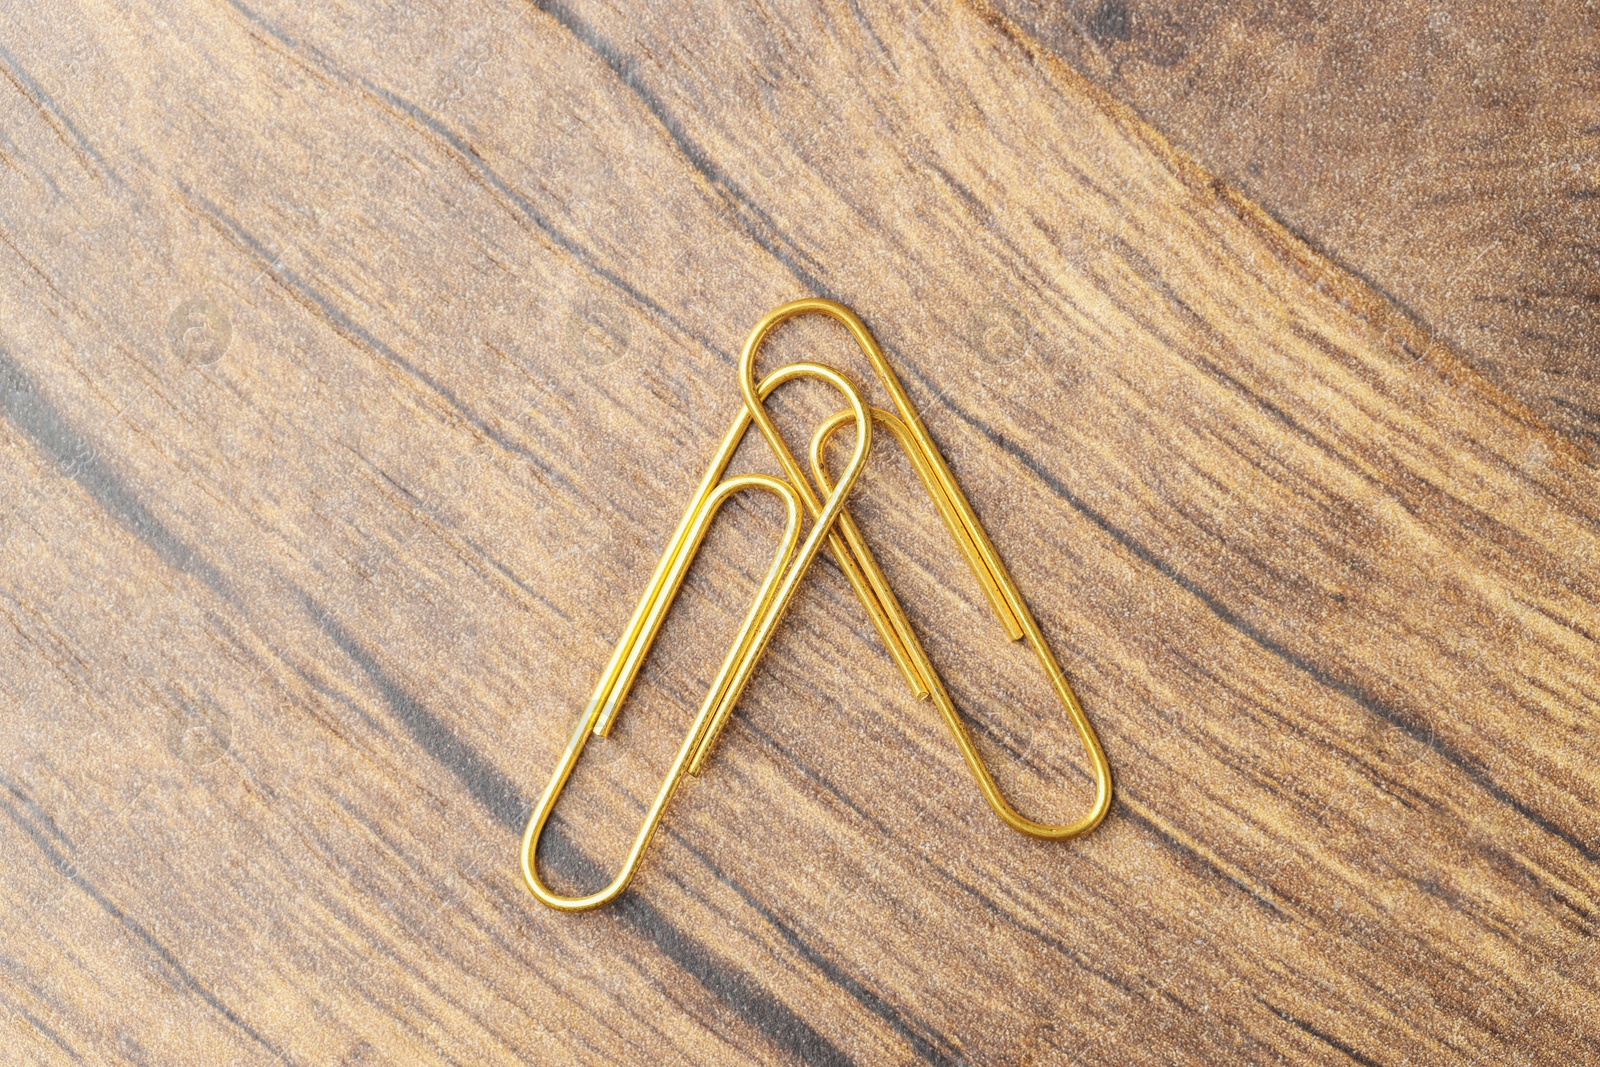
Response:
521,361,873,911
753,299,1112,840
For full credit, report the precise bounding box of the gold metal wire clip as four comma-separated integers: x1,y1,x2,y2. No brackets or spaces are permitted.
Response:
743,299,1111,840
521,299,1113,911
521,360,873,911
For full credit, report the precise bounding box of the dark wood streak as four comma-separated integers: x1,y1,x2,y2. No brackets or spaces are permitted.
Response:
985,0,1600,458
0,783,292,1064
176,183,587,497
309,580,868,1063
227,0,732,366
0,345,234,602
309,598,529,829
0,41,121,184
1262,1002,1388,1067
548,823,859,1067
526,0,835,291
670,834,968,1067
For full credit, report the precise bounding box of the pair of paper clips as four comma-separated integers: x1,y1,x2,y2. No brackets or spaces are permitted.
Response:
522,298,1113,911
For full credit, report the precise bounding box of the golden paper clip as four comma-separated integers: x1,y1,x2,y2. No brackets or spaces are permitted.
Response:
521,360,874,911
740,299,1112,840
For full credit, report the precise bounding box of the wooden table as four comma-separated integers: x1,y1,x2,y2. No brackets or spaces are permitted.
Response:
997,0,1600,456
2,1,1595,1063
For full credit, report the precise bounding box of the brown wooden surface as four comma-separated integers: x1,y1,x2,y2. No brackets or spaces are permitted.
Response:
1,1,1596,1064
999,0,1600,455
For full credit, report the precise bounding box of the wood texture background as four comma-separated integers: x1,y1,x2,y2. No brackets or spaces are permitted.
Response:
1,0,1596,1064
999,0,1600,455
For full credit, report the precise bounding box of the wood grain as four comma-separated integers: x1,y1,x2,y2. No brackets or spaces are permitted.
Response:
0,0,1596,1064
995,0,1600,455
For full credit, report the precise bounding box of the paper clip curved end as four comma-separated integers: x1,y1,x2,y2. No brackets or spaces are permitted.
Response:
1057,749,1116,841
985,771,1113,842
993,717,1114,841
1050,669,1116,839
520,796,634,913
517,696,639,912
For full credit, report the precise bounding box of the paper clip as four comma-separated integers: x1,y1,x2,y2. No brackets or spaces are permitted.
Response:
744,299,1111,839
521,360,873,911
